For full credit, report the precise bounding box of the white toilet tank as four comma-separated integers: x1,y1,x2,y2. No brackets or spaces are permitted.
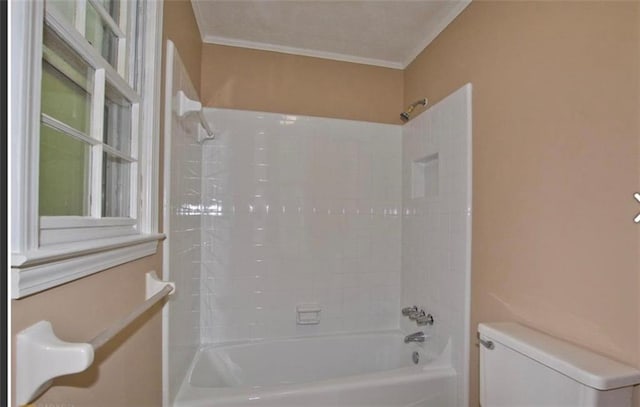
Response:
478,322,640,407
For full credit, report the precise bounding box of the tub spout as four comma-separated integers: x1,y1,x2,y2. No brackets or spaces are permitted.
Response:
404,331,425,343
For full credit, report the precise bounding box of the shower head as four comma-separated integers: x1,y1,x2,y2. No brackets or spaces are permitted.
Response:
400,98,428,122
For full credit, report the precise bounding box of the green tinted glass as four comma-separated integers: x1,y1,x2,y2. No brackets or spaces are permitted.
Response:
103,83,132,155
41,26,93,133
47,0,76,26
86,4,119,67
102,153,131,217
39,124,91,216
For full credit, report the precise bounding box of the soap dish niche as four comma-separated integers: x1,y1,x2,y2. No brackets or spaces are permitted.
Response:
296,304,321,325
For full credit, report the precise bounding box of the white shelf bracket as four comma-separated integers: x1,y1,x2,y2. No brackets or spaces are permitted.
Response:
146,270,175,300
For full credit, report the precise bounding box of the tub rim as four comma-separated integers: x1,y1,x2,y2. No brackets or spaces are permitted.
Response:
175,329,455,405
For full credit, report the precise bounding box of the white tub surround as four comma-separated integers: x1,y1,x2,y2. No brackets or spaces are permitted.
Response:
401,84,472,407
175,331,456,407
200,109,402,342
163,40,204,406
165,86,473,407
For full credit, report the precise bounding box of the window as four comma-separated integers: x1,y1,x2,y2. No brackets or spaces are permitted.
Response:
10,0,164,298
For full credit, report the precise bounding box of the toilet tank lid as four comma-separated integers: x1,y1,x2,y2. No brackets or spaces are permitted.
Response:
478,322,640,390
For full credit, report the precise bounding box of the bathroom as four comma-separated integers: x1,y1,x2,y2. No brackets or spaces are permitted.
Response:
8,0,640,406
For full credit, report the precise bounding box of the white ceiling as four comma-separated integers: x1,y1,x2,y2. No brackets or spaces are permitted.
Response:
190,0,471,69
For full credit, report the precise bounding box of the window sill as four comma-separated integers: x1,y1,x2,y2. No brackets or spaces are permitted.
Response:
11,233,166,299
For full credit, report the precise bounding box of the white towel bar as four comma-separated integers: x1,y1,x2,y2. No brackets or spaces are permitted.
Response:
90,284,173,351
15,271,175,406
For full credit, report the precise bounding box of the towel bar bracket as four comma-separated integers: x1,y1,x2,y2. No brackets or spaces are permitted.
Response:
146,270,175,300
16,321,94,406
174,90,215,141
15,271,175,406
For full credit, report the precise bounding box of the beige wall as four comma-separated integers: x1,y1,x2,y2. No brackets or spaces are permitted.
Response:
404,1,640,406
198,11,640,404
163,0,202,96
11,256,163,407
14,2,640,406
200,44,404,124
11,1,203,406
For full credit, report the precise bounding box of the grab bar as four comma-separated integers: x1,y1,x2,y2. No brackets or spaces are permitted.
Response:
16,271,175,406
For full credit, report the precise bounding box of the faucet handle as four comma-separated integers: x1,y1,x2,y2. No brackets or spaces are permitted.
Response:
404,331,426,343
401,306,418,316
408,309,425,320
416,313,435,326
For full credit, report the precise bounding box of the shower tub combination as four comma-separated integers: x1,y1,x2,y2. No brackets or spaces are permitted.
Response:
164,40,472,405
174,330,456,407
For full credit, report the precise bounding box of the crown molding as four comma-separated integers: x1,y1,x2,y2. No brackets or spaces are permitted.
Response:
202,35,404,70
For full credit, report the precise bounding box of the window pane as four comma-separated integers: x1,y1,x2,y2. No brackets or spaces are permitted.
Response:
42,26,93,133
47,0,76,26
98,0,121,26
104,83,132,155
102,153,131,217
39,124,91,216
130,0,143,90
86,4,119,67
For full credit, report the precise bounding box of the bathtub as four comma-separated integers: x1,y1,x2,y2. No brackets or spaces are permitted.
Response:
174,330,456,407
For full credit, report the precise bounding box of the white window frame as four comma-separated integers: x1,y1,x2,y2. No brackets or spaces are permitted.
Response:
10,0,165,299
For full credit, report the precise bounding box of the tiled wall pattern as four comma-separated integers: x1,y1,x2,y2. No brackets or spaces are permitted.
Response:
163,42,202,405
401,84,472,407
200,109,402,342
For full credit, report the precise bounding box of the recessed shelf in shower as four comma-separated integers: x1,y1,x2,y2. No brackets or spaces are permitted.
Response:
412,153,439,199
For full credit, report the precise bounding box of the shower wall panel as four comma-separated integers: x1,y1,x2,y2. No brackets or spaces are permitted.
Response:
401,84,472,407
162,41,202,406
200,109,402,343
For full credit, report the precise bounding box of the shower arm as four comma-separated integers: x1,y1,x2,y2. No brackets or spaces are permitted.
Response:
400,98,428,122
409,98,427,110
